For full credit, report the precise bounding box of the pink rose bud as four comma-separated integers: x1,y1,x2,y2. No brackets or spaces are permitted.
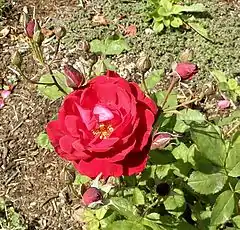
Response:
0,98,4,109
25,19,35,38
217,100,230,110
1,90,11,99
82,187,103,206
175,62,198,80
151,132,173,150
64,65,84,89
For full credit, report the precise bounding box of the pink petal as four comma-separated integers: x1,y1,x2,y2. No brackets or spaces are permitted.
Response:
0,98,4,109
93,105,114,122
217,100,230,110
1,90,11,99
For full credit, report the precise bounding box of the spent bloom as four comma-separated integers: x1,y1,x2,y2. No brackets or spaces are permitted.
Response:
175,62,198,80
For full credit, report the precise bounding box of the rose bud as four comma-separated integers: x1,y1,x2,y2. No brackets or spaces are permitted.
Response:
175,62,198,80
54,26,66,40
64,65,85,89
136,55,151,74
33,30,44,46
25,19,35,38
12,51,23,68
82,187,103,206
217,100,230,110
151,132,173,150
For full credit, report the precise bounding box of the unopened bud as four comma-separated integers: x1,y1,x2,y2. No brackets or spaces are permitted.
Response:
151,132,174,150
25,19,35,38
82,187,103,206
33,30,44,46
175,62,198,80
64,65,85,89
136,55,151,74
12,51,23,68
54,26,66,40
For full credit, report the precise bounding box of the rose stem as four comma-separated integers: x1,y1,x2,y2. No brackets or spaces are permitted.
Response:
142,198,159,216
161,73,179,109
46,64,68,95
141,72,150,96
18,68,55,86
49,39,61,65
165,97,199,112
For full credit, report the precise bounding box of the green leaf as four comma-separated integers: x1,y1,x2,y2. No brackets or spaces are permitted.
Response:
211,70,228,83
180,3,206,12
163,18,170,27
153,21,165,33
187,22,213,42
99,211,118,229
228,78,238,90
164,188,185,217
74,173,91,185
190,124,226,167
87,219,100,230
36,132,54,151
105,36,130,55
161,0,172,12
188,171,227,195
217,110,240,126
143,69,164,90
210,190,235,226
38,71,72,100
90,39,105,54
178,109,205,123
172,143,195,165
158,7,171,17
155,164,171,179
226,134,240,177
232,216,240,228
109,197,139,219
155,90,178,109
170,17,183,28
106,220,147,230
171,5,184,14
235,181,240,194
95,206,108,220
133,188,145,205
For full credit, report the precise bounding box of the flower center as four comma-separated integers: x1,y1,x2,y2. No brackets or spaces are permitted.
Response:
92,123,114,139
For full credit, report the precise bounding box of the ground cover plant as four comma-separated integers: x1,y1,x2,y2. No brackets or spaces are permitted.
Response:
0,0,239,229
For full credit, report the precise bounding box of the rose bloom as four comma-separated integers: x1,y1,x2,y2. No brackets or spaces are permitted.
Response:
46,71,157,178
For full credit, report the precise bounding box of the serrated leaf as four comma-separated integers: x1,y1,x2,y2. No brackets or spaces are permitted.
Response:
153,21,165,33
74,173,91,185
36,132,54,151
172,143,195,165
211,70,227,83
155,90,178,109
226,134,240,177
164,188,185,217
190,124,226,167
95,206,108,220
99,211,117,229
187,22,213,42
38,71,72,100
155,164,171,179
110,197,139,219
105,36,130,55
210,190,235,226
188,171,227,195
133,187,145,205
143,69,164,90
178,109,205,123
232,215,240,228
90,39,106,54
180,3,206,12
106,220,147,230
171,17,183,28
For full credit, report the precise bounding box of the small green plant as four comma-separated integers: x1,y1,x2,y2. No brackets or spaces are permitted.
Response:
0,198,27,230
147,0,211,40
212,70,240,102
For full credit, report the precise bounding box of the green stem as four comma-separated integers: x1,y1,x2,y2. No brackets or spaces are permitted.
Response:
46,65,67,95
141,72,150,96
164,97,199,112
143,198,159,217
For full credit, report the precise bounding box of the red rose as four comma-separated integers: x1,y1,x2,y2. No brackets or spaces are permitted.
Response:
46,71,157,178
175,62,198,80
82,187,103,206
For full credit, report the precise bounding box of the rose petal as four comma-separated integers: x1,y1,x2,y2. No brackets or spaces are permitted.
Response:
217,100,230,110
93,105,114,122
0,98,4,109
1,90,11,99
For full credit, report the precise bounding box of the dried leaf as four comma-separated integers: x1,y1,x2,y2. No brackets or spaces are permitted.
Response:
125,24,137,37
92,15,108,25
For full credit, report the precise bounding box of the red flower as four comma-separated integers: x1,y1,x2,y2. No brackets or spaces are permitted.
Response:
46,71,157,178
25,19,35,38
175,62,198,80
82,187,103,206
64,65,85,89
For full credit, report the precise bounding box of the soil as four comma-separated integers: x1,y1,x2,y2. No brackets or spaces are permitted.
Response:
0,0,239,229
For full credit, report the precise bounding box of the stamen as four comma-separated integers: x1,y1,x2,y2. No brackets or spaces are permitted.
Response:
92,123,114,139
